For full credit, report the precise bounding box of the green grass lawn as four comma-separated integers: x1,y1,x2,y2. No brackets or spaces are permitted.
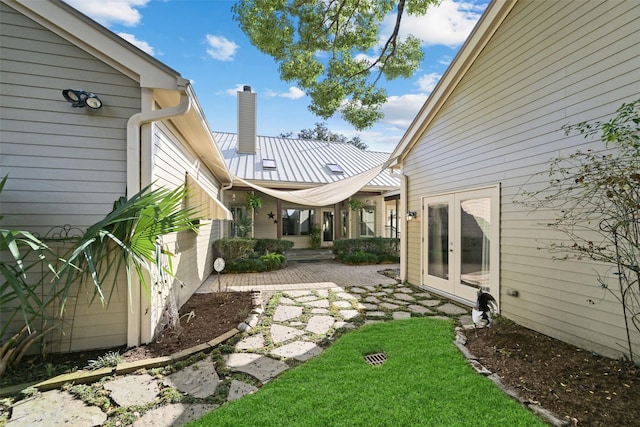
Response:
187,318,546,427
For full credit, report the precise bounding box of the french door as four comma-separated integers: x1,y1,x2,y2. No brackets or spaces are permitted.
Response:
422,186,499,304
322,210,334,243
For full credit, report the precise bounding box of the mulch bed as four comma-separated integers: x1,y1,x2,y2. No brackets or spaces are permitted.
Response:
121,292,254,362
465,319,640,426
0,292,254,388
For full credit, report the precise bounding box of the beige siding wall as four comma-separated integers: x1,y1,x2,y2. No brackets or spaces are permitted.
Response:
253,196,279,240
0,3,139,351
151,122,223,314
403,0,640,358
0,3,139,233
47,261,129,353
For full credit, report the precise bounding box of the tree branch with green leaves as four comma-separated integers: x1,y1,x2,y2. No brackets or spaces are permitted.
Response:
233,0,439,130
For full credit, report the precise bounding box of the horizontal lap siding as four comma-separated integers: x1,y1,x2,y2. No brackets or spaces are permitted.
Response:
48,274,128,352
0,4,140,351
404,0,640,358
0,3,139,235
152,123,222,309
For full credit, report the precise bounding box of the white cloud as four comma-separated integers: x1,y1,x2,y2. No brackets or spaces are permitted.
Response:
439,55,454,66
382,0,485,47
279,87,305,99
416,72,441,92
359,128,404,153
354,53,378,66
63,0,148,27
223,84,250,96
205,35,239,61
117,32,154,56
263,87,305,99
380,93,429,128
376,72,439,129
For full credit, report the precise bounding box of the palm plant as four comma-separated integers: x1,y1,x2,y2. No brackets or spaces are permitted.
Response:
1,180,201,376
0,175,61,376
55,183,201,309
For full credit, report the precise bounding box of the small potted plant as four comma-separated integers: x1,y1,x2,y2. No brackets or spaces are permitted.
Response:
246,192,263,211
348,199,364,211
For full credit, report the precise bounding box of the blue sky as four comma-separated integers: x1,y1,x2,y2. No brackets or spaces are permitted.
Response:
64,0,488,152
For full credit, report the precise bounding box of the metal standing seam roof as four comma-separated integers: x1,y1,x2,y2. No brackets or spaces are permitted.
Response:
214,132,400,189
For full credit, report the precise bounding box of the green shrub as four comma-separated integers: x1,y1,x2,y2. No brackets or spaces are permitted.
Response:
332,238,399,257
309,225,322,249
226,258,267,273
212,238,256,261
377,253,401,264
85,351,124,370
214,239,292,273
225,254,286,273
336,250,379,265
259,252,286,269
332,238,399,265
254,238,294,254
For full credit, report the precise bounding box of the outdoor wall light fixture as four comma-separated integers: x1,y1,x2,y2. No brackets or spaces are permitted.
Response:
406,211,417,221
62,89,103,109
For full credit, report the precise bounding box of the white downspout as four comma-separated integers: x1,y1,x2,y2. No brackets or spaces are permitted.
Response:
220,180,234,239
125,84,191,348
400,173,408,284
127,88,191,199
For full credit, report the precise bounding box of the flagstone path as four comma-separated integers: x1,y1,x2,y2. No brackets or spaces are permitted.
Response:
4,279,473,427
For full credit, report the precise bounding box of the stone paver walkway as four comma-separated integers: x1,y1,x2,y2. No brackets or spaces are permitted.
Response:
4,262,479,427
196,260,399,292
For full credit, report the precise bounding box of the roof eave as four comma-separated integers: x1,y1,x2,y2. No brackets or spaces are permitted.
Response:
157,88,232,184
5,0,185,90
389,0,517,166
5,0,232,184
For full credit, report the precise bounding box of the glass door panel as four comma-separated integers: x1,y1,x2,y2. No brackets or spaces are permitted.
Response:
359,207,375,237
322,211,334,242
340,209,349,238
456,197,492,302
423,195,454,294
427,203,449,280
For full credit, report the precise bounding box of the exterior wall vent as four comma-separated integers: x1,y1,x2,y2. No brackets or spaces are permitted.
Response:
238,86,256,154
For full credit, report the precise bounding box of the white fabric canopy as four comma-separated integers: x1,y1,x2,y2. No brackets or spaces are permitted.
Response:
186,174,233,220
232,159,393,206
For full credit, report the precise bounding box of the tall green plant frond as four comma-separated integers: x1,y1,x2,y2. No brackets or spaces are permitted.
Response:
1,176,61,337
55,183,201,310
1,179,201,375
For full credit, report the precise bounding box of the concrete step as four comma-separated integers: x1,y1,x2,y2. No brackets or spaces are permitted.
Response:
285,249,334,262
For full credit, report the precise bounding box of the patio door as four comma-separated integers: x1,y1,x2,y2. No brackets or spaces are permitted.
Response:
322,210,334,243
422,186,499,304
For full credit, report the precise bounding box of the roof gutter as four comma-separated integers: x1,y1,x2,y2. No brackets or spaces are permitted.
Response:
125,81,191,348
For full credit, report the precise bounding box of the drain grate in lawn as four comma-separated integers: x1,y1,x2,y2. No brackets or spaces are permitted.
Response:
364,352,387,366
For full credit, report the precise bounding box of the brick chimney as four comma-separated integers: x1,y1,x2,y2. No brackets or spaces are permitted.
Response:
237,85,256,154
